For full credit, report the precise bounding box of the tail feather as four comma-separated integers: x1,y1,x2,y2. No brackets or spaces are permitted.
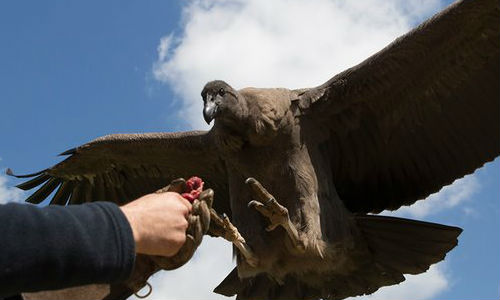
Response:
214,215,463,300
356,215,462,274
213,268,241,297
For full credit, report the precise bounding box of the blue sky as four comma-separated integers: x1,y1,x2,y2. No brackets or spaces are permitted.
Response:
0,1,498,299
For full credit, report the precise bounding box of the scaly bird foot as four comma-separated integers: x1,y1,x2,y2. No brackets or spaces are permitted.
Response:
246,177,306,253
209,210,259,267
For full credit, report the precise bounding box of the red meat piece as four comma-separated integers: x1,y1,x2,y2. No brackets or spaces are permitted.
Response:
181,176,204,203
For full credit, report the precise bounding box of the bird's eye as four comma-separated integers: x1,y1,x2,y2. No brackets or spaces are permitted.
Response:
218,88,225,96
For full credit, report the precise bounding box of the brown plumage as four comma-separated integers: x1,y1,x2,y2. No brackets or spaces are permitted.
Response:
10,0,499,299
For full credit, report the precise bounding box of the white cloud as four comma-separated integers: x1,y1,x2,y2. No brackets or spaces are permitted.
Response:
134,239,449,300
153,0,443,129
147,1,457,299
130,237,235,300
0,168,25,204
383,174,480,219
353,264,449,300
157,34,174,62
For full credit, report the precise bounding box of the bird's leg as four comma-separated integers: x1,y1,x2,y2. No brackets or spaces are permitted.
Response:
160,179,258,266
209,209,259,267
246,177,306,253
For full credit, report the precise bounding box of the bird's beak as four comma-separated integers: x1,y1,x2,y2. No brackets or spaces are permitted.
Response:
203,96,218,125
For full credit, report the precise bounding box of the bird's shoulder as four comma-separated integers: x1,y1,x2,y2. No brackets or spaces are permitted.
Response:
239,87,295,115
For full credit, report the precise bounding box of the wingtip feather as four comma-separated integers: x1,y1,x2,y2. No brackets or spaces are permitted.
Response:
5,168,46,178
59,147,77,156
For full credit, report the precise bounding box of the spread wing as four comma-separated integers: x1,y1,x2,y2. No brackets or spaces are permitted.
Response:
8,131,231,215
294,0,500,214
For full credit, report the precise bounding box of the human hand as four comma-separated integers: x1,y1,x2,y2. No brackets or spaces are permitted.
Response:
151,188,213,270
116,178,213,295
120,191,192,257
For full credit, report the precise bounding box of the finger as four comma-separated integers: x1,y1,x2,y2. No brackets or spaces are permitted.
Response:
191,199,209,225
187,215,199,235
199,189,214,208
181,234,196,259
168,234,196,269
173,234,194,259
197,201,211,232
155,186,170,194
191,199,209,230
192,199,201,213
188,216,203,246
184,234,195,249
155,178,186,194
174,194,192,213
155,184,173,194
167,178,186,193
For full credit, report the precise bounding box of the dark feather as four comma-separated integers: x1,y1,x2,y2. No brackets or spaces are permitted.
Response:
295,0,500,213
6,168,46,179
68,183,83,205
50,181,74,206
15,173,51,191
59,147,77,156
25,178,61,204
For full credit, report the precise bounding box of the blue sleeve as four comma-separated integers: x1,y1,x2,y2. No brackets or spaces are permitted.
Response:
0,202,135,297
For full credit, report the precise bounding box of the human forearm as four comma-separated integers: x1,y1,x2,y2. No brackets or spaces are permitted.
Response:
0,202,135,297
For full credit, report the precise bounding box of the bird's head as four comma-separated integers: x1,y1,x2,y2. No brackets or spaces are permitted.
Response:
201,80,244,125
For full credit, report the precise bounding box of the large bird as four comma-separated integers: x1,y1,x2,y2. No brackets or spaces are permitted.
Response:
9,0,499,299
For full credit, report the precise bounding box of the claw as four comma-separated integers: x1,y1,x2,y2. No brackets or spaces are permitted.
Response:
245,177,276,204
247,200,260,208
248,200,268,217
246,177,306,253
266,223,279,231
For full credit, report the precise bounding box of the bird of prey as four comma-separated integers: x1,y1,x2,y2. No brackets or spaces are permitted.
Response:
9,0,499,299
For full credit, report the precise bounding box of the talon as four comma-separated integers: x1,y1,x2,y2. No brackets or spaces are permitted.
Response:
245,177,257,185
266,224,279,231
247,200,259,208
248,200,268,216
245,177,275,203
245,177,306,253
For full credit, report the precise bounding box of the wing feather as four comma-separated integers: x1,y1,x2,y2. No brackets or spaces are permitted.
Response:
296,0,499,213
15,174,51,191
50,181,74,206
25,178,61,204
68,182,84,205
8,131,231,216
